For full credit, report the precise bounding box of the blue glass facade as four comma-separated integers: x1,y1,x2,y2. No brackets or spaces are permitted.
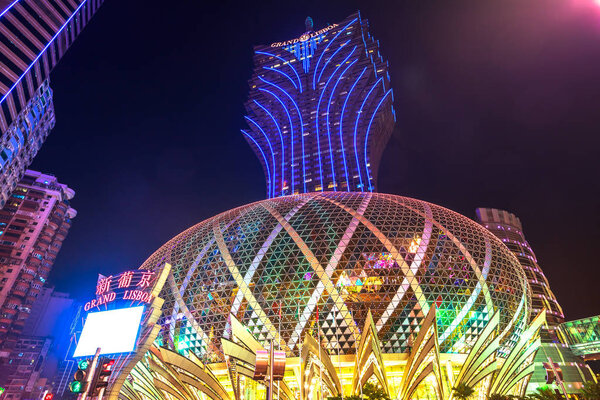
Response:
243,12,395,197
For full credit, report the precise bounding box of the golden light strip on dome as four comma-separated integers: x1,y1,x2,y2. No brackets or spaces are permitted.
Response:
229,196,311,318
170,214,244,347
284,194,372,350
388,197,498,342
261,200,362,346
321,196,430,314
375,202,434,331
437,236,492,346
213,219,288,352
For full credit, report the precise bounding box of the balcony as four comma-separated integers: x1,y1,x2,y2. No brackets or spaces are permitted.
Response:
27,257,41,266
11,289,27,298
20,271,34,281
35,242,49,251
6,297,21,307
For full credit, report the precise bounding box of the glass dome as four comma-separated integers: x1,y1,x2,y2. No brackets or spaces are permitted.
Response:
141,192,530,360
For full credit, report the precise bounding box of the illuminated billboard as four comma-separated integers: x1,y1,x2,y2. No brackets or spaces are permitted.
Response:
73,306,144,357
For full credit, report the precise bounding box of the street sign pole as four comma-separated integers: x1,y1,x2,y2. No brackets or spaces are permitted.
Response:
79,347,101,400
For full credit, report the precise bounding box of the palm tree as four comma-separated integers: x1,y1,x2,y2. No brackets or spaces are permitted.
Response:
362,382,390,400
580,381,600,400
528,387,563,400
327,395,363,400
488,394,508,400
452,383,476,400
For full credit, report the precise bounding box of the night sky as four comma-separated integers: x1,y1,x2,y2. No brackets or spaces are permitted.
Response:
30,0,599,320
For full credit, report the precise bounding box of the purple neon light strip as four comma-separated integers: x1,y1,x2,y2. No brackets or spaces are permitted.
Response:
258,76,306,194
324,51,358,192
0,0,89,106
258,87,297,194
315,47,357,193
316,39,351,85
364,87,391,191
254,99,285,196
241,129,272,198
339,66,367,191
312,17,358,90
256,50,302,93
0,0,19,20
263,66,297,91
245,116,276,198
353,77,383,191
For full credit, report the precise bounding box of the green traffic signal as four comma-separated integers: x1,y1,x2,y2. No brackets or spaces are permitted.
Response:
69,381,83,393
78,359,89,370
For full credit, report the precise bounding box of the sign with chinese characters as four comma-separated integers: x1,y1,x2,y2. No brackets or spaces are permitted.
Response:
269,24,338,47
84,270,157,311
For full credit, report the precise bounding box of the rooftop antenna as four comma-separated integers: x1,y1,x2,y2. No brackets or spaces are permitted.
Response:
305,16,313,32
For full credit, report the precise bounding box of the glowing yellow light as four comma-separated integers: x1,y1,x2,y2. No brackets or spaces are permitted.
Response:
408,236,422,253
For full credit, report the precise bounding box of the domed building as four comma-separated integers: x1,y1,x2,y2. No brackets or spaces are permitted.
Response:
142,192,530,360
112,12,545,400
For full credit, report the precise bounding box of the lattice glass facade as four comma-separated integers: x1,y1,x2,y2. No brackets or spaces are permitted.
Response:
142,192,530,361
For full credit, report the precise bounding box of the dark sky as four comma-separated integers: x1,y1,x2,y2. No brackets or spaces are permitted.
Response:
30,0,599,320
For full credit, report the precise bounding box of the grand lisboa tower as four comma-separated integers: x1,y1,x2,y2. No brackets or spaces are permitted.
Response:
131,12,542,400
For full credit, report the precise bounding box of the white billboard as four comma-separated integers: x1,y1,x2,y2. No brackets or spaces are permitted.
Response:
73,306,144,357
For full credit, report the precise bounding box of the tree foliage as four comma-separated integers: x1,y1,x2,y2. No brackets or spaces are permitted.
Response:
453,383,476,400
326,382,389,400
527,387,563,400
363,382,390,400
580,380,600,400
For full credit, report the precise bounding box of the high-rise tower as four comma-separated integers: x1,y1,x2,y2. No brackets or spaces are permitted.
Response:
476,208,594,395
476,208,564,326
243,12,395,197
0,170,76,348
0,0,104,206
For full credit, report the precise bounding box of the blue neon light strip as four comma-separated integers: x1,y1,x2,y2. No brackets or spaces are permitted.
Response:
258,76,306,193
241,129,272,198
312,18,358,90
245,116,276,197
327,58,358,191
258,88,296,194
0,0,19,20
353,77,383,191
256,51,302,93
364,88,392,191
253,99,285,196
263,66,297,91
318,47,357,192
0,0,89,106
284,35,324,73
339,66,367,191
316,39,351,85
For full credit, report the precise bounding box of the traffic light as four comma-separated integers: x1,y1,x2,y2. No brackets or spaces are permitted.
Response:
69,359,91,393
89,358,114,396
43,394,54,400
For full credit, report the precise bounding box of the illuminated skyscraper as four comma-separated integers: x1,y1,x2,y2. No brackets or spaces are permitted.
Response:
243,12,395,197
476,208,594,395
0,0,104,206
0,170,76,349
77,11,573,400
476,208,564,326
